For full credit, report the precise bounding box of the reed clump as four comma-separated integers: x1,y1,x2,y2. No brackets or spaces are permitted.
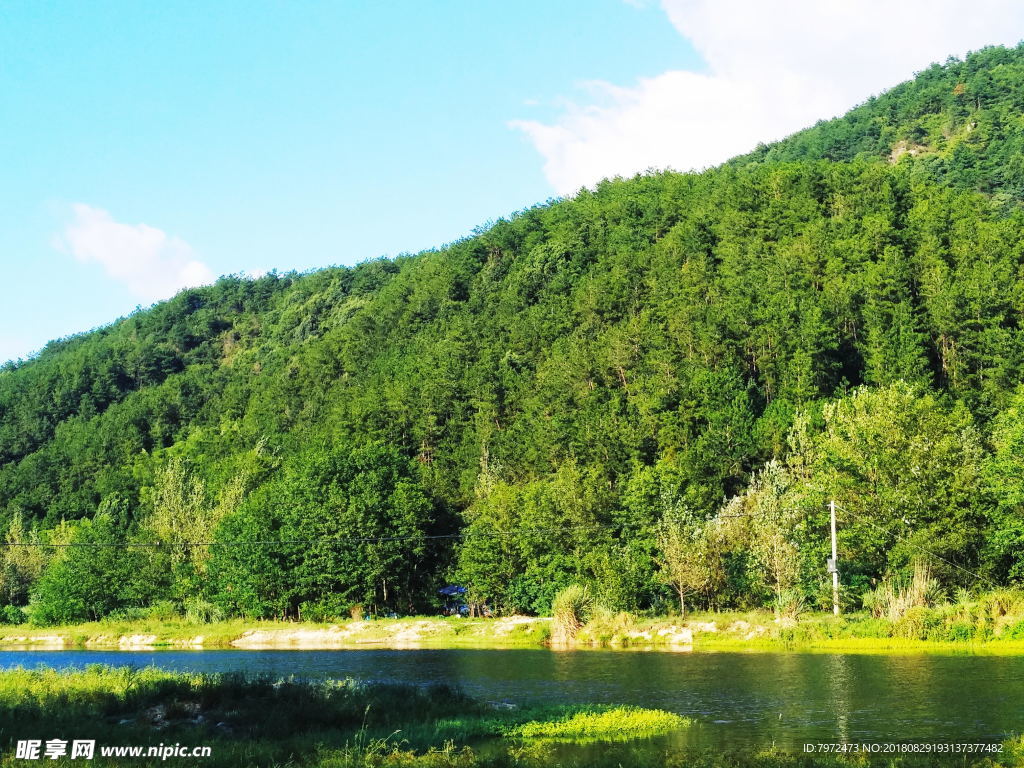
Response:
863,562,942,623
550,584,595,644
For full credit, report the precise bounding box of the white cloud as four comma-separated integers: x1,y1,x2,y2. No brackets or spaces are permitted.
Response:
513,0,1024,194
55,204,215,302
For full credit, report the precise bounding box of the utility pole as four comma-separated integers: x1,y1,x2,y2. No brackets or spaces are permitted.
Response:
828,499,840,615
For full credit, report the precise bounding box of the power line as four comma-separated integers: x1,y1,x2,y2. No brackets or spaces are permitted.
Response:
0,502,1001,594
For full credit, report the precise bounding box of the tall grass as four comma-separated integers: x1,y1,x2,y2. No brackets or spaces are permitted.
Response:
550,584,594,644
863,562,942,621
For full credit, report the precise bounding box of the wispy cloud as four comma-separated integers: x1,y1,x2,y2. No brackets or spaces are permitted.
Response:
513,0,1024,194
54,204,215,302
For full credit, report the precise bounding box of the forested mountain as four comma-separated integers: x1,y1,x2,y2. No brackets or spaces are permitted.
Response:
4,45,1024,623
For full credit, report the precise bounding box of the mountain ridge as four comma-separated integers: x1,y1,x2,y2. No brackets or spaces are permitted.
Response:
4,45,1024,621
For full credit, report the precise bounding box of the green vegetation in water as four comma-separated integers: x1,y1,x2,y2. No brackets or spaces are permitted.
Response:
0,666,1019,766
421,705,688,745
508,707,688,740
0,666,691,767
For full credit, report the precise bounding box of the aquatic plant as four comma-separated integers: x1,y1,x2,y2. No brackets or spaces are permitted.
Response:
509,707,688,740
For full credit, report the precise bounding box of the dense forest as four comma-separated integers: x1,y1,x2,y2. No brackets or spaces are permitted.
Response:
4,46,1024,624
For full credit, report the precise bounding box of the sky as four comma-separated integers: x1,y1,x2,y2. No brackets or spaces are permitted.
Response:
3,1,1024,364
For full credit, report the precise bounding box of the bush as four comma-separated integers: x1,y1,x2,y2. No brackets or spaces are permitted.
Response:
104,607,149,622
95,601,182,624
975,588,1024,619
578,607,637,645
895,605,941,640
974,619,995,641
1004,618,1024,639
183,597,225,624
299,594,352,623
867,562,941,621
0,605,26,625
944,621,974,642
839,615,892,638
143,600,182,621
775,588,805,619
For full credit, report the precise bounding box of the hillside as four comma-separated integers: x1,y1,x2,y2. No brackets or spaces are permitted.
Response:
4,45,1024,623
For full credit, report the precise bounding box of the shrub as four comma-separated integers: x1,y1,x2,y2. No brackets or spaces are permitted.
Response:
859,589,877,614
1004,618,1024,639
775,588,805,619
183,597,225,624
578,607,637,645
510,707,689,740
0,605,26,625
843,616,892,638
895,605,941,640
299,594,352,623
143,600,182,621
104,607,149,622
954,587,974,606
976,588,1024,619
944,621,973,642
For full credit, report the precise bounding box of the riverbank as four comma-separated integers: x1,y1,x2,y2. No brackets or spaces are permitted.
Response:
4,609,1024,653
0,615,553,650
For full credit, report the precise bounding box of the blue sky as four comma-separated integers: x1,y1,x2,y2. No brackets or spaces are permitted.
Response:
4,0,1024,364
0,1,697,363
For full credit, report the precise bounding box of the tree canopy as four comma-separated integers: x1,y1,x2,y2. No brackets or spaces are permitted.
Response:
6,46,1024,621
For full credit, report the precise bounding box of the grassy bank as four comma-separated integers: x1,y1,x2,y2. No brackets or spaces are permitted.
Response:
5,595,1024,653
562,609,1024,655
0,665,1019,768
567,587,1024,653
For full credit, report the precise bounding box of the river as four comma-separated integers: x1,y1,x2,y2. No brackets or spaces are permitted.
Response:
2,648,1022,751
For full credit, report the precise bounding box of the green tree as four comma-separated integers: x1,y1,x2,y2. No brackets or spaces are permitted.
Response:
211,442,436,618
804,383,987,588
656,513,722,616
30,512,158,624
0,513,47,607
983,389,1024,582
